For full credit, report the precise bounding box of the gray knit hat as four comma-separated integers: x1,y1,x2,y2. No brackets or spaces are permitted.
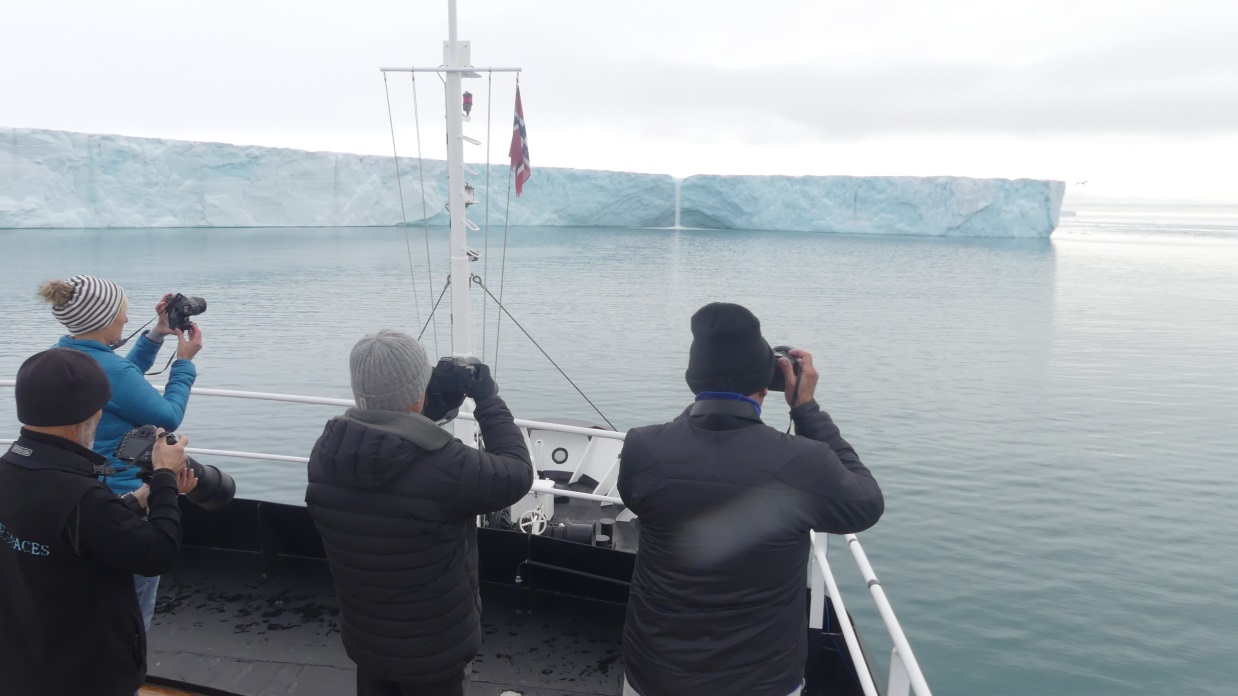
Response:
349,329,432,411
42,275,128,336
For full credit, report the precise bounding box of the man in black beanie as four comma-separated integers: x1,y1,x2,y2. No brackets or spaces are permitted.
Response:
617,303,885,696
0,348,191,696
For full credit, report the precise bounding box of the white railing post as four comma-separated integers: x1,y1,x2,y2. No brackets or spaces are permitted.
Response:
888,647,912,696
809,533,827,630
846,535,933,696
810,532,880,696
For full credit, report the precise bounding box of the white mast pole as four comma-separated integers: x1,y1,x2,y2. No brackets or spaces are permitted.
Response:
444,0,476,441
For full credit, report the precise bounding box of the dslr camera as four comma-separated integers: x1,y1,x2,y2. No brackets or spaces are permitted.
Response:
768,345,802,392
114,426,235,511
165,293,207,331
422,356,495,423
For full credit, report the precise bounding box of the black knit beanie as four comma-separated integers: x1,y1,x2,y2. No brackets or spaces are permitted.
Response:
15,348,112,427
684,302,776,395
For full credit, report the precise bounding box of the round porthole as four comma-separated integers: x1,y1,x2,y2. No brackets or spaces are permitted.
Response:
551,447,569,465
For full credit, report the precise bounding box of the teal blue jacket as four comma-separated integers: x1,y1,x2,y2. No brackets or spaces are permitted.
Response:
56,333,197,494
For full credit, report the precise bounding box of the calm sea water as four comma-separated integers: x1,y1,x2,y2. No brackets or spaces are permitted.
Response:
1,204,1235,696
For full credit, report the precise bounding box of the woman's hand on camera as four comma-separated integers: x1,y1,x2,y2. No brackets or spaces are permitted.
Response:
152,430,189,475
780,348,819,409
175,322,204,361
152,293,176,338
132,484,151,510
177,467,198,495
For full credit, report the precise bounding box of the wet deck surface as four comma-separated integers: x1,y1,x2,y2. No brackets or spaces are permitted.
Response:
148,547,626,696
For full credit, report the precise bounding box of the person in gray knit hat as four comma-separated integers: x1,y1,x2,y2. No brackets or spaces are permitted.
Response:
307,330,532,696
349,329,432,411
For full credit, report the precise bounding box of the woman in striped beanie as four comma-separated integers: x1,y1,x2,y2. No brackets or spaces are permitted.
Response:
39,275,204,632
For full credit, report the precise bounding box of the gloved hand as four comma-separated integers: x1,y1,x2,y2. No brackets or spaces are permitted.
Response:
466,360,499,401
423,391,466,423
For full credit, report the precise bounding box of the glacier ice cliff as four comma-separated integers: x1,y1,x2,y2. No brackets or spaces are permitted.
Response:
0,128,1063,236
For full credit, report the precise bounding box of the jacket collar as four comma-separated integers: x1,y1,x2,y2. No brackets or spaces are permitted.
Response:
341,408,453,452
3,429,108,476
678,398,764,432
56,335,115,354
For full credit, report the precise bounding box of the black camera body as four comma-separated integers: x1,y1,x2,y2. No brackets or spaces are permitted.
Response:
166,293,207,331
422,357,478,423
768,345,802,392
427,356,477,396
114,425,235,511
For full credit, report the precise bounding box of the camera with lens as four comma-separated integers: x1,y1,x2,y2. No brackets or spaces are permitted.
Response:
114,425,235,511
165,293,207,331
768,345,802,392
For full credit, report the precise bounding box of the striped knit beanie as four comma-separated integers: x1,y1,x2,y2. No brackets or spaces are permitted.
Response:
40,276,128,336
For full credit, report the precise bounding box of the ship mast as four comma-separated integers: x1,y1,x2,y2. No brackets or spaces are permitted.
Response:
382,0,520,440
443,0,474,440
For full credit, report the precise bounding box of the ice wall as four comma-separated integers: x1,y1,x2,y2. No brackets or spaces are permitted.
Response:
680,175,1063,237
0,128,1062,236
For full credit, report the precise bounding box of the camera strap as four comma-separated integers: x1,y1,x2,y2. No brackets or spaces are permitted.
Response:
108,318,156,350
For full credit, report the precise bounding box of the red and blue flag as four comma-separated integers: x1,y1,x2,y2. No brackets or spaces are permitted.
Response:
509,86,531,196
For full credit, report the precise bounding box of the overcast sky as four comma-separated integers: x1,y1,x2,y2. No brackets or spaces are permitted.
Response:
4,0,1236,203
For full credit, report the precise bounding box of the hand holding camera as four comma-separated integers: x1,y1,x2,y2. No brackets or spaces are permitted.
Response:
115,426,235,511
776,347,819,408
175,323,204,361
153,293,207,334
151,429,189,475
466,362,499,401
422,356,501,423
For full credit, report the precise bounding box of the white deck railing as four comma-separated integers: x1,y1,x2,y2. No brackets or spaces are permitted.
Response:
0,380,930,695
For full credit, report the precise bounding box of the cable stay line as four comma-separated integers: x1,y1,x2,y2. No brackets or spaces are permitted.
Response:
410,72,441,357
495,167,514,374
417,278,452,343
482,70,493,362
382,73,423,332
471,275,616,430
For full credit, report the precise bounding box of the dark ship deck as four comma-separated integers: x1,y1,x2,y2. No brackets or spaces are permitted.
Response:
145,497,871,696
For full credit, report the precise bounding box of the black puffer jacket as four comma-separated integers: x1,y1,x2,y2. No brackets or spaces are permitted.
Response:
618,398,884,696
305,396,532,687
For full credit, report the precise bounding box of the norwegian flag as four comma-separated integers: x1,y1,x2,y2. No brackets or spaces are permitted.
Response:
508,86,531,196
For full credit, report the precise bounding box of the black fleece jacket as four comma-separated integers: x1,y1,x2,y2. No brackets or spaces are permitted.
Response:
618,399,884,696
0,429,182,696
305,395,533,692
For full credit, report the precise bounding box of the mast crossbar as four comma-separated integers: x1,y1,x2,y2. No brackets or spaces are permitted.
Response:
380,67,521,73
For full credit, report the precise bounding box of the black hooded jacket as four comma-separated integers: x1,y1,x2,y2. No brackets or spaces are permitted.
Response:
618,399,884,696
305,396,533,689
0,429,182,696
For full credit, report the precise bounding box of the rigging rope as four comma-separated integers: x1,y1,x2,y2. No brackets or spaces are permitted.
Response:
494,167,514,373
382,73,424,332
471,275,616,430
417,278,452,343
492,75,520,374
482,71,493,361
411,72,440,356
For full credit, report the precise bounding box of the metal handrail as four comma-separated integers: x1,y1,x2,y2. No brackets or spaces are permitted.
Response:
811,530,880,696
0,379,930,694
845,535,933,696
